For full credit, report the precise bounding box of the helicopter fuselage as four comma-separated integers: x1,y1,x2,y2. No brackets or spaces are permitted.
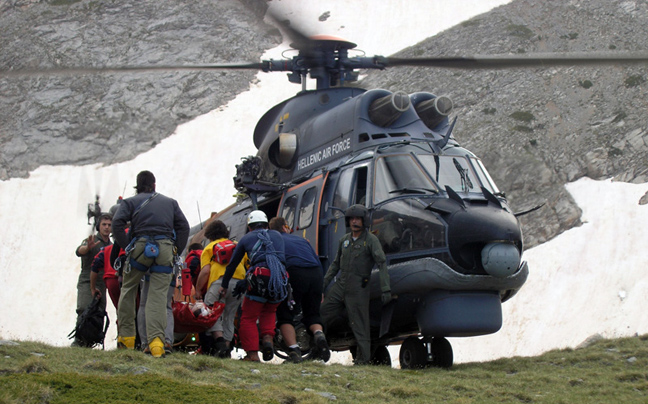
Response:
194,86,528,364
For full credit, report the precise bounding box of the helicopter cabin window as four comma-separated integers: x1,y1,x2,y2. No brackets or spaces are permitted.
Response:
373,154,437,204
297,186,317,229
282,195,298,229
418,155,480,194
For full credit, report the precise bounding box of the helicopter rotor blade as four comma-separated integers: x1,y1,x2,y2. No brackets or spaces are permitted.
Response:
382,52,648,69
0,62,264,78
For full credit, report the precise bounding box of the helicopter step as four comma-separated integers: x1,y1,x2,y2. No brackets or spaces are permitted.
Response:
399,336,453,369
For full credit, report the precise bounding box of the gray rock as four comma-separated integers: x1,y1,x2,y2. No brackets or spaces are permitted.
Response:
0,0,280,179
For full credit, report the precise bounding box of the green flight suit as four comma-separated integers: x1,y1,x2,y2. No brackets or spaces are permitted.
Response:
321,229,390,364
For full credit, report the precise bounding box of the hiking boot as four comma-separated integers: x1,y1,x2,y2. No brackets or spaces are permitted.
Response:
261,339,274,362
314,332,331,362
212,337,227,358
284,347,303,364
164,342,173,355
149,337,165,358
117,336,135,350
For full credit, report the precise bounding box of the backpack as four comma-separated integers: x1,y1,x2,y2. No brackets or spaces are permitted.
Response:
211,239,236,265
68,295,109,349
184,249,203,284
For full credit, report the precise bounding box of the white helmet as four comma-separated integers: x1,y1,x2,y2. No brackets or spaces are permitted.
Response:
247,210,268,225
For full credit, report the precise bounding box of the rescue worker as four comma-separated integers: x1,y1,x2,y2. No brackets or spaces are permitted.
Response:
219,210,288,362
72,213,112,347
268,216,330,363
194,220,246,357
321,204,392,365
90,243,122,311
112,170,190,358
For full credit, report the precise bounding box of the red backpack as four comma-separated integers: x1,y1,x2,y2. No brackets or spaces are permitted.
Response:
211,239,236,265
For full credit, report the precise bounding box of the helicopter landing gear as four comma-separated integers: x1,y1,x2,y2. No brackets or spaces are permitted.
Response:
429,337,453,368
399,336,453,369
399,336,427,369
370,345,392,366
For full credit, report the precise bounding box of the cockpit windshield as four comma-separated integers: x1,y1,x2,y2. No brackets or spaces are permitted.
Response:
417,154,498,194
374,154,438,204
373,153,499,204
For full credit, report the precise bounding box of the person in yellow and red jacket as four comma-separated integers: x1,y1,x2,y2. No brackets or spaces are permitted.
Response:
194,220,247,357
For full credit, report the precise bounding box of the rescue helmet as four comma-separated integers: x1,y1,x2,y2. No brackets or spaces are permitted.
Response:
247,210,268,226
345,204,369,228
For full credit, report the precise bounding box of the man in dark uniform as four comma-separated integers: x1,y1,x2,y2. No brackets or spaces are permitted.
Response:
321,204,392,365
72,212,112,347
269,216,330,363
112,170,190,357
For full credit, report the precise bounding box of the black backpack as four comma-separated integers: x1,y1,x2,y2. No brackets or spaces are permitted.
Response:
68,295,110,349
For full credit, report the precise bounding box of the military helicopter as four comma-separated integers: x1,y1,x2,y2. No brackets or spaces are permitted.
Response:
6,8,648,368
178,17,648,367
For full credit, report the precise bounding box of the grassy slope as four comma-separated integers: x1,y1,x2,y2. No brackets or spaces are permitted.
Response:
1,334,647,404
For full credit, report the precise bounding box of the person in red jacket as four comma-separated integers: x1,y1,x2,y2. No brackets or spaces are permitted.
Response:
90,243,124,310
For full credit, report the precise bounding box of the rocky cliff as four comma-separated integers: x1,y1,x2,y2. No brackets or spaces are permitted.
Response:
1,0,647,248
0,0,280,179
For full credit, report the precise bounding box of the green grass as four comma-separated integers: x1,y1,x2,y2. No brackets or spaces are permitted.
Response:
1,335,647,403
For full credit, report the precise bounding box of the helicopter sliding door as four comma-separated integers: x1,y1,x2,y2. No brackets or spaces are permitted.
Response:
277,173,328,254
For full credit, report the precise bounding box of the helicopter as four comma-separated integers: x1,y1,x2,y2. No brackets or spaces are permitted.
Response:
175,15,648,367
6,7,648,368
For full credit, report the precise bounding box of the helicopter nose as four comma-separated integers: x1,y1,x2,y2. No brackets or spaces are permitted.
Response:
481,242,521,278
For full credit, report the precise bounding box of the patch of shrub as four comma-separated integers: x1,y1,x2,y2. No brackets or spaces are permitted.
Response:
579,80,593,89
506,24,534,40
624,75,646,88
510,111,536,122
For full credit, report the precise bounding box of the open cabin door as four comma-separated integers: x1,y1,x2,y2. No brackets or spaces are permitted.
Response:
278,173,329,254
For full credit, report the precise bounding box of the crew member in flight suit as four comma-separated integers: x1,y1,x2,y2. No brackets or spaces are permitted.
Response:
321,204,392,365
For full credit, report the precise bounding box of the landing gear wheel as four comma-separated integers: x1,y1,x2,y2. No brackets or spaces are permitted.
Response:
428,337,453,368
399,336,427,369
370,345,391,366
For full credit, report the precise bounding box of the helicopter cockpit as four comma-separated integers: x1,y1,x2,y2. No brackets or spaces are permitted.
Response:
367,143,503,257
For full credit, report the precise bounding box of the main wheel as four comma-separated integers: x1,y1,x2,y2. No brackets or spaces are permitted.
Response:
370,345,392,366
399,336,427,369
429,337,453,368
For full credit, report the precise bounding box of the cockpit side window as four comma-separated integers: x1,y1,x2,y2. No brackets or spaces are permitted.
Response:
333,165,369,215
333,169,353,218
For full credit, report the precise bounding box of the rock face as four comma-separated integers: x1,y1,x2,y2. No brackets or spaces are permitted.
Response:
359,0,648,247
1,0,647,248
0,0,280,179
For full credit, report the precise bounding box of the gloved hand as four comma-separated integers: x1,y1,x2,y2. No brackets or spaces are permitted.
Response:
232,279,247,298
381,291,392,305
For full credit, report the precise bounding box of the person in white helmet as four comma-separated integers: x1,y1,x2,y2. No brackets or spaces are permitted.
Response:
219,210,288,362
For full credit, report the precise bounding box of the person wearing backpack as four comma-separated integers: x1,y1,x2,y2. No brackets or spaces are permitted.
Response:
184,243,203,288
90,243,123,311
112,170,190,358
269,216,331,363
219,210,288,362
194,220,246,357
